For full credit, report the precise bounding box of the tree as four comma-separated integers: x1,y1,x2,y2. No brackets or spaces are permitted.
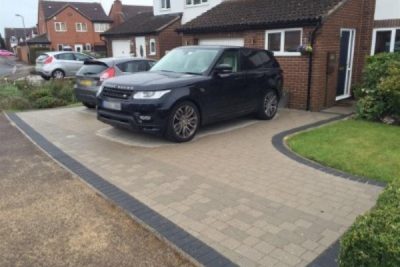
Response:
0,33,6,49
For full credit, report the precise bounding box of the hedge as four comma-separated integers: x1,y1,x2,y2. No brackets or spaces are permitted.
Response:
339,179,400,267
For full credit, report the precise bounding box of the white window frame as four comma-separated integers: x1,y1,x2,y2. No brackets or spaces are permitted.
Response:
185,0,208,8
84,43,91,51
94,23,110,33
265,28,303,56
149,38,156,55
76,23,87,32
371,27,400,55
54,22,67,32
160,0,171,10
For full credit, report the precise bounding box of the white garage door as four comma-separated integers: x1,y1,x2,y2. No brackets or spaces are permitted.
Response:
199,38,244,46
112,40,131,57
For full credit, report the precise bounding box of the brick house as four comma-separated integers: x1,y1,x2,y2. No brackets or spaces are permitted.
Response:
37,0,113,53
371,0,400,55
177,0,379,111
108,0,153,27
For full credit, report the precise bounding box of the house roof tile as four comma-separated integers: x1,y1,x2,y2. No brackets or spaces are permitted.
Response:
178,0,345,33
102,12,181,36
40,1,112,22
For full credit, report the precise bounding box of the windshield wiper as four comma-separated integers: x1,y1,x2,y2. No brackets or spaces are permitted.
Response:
183,72,201,75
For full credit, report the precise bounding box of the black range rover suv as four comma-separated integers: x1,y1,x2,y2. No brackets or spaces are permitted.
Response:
97,46,283,142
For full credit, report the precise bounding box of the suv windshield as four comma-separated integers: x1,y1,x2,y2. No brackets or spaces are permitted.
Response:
151,48,220,75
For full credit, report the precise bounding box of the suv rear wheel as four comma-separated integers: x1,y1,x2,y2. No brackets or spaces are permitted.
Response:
52,69,65,79
166,101,200,143
257,90,278,120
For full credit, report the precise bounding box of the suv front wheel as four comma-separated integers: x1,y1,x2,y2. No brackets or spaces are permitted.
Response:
165,101,200,143
257,90,278,120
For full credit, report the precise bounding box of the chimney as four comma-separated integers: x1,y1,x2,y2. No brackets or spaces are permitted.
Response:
111,0,124,26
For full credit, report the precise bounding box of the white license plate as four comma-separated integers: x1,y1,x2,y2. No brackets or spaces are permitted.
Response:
103,101,121,111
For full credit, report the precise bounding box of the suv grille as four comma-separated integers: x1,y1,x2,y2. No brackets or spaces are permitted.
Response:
101,87,134,100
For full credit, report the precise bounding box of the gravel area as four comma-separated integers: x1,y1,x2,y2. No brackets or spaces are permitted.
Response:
0,113,195,267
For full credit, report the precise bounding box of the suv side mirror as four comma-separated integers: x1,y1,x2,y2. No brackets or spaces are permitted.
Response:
214,64,233,75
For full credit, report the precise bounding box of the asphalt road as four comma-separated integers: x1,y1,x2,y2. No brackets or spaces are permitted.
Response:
0,113,194,267
0,56,16,77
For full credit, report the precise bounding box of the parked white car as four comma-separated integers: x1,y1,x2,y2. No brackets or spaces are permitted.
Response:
35,51,93,80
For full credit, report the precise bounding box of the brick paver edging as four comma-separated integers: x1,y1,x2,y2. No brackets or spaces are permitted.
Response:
271,114,386,267
6,112,237,267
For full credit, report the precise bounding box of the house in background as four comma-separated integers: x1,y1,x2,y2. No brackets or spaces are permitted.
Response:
108,0,153,26
178,0,378,111
371,0,400,54
4,27,37,51
102,0,226,59
37,0,113,53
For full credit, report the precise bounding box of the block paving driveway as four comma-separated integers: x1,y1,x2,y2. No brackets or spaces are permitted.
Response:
15,107,382,267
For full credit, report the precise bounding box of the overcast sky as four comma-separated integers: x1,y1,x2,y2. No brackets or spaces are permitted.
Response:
0,0,153,37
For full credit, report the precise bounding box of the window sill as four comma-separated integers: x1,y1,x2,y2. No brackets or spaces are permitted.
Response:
149,52,156,56
185,3,209,9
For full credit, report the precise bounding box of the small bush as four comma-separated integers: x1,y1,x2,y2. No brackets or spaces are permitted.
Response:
339,179,400,267
356,52,400,121
27,88,52,101
33,96,67,109
0,96,32,110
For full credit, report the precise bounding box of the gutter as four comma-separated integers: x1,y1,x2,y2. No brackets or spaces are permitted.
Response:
306,20,322,111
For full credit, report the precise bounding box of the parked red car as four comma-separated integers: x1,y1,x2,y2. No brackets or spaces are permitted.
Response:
0,49,14,57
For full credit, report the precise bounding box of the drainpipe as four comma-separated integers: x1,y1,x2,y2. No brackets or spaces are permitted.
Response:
306,20,322,111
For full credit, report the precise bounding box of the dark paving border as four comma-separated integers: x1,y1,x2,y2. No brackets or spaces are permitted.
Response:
272,114,386,267
6,112,237,267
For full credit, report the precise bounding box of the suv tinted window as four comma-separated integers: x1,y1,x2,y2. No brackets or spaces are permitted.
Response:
117,61,150,73
216,50,239,72
77,63,108,75
242,50,274,70
55,53,75,60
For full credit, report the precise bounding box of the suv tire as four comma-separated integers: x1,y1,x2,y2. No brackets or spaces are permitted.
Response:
165,101,200,143
83,102,96,109
257,90,278,120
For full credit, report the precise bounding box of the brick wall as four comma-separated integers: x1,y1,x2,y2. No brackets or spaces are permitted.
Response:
310,0,375,110
44,6,106,51
157,20,183,59
374,19,400,27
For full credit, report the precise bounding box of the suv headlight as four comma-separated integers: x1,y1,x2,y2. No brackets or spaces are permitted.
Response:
133,90,171,99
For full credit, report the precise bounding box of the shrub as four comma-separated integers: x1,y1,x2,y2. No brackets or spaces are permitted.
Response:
0,96,32,110
356,52,400,121
33,96,67,109
339,179,400,267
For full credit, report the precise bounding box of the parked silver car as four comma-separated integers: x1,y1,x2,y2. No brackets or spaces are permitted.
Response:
74,57,156,108
35,51,93,80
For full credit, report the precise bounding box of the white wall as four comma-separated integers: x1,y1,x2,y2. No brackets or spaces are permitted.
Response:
153,0,224,24
375,0,400,20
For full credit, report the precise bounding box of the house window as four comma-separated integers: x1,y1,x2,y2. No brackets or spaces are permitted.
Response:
186,0,208,6
149,39,156,55
57,44,63,51
76,23,87,32
265,28,302,56
94,23,110,33
372,28,400,55
161,0,171,9
84,43,91,51
55,22,67,32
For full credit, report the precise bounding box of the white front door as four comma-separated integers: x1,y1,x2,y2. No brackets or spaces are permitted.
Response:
74,44,83,53
336,29,356,100
199,38,244,46
112,40,131,57
135,36,146,58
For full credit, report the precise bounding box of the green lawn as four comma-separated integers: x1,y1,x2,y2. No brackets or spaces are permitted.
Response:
287,119,400,183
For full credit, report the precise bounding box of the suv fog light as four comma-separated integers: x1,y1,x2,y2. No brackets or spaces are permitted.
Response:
139,115,152,121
